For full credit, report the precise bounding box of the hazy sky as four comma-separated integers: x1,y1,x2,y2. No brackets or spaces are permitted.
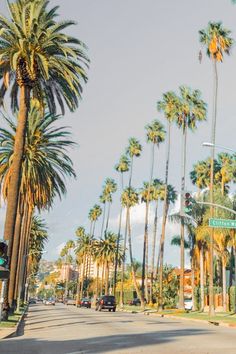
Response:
0,0,236,266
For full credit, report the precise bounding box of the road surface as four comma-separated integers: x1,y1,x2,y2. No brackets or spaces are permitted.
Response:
0,303,236,353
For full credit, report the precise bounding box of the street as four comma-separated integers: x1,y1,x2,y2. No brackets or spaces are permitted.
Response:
0,304,236,354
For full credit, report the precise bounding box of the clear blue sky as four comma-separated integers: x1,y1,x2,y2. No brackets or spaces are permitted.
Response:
0,0,235,266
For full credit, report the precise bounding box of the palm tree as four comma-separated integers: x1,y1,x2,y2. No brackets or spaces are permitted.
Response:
76,230,93,299
60,240,75,298
126,137,142,187
199,21,233,316
0,0,88,270
157,184,177,310
88,204,102,237
157,91,179,311
121,187,143,306
114,155,130,294
175,86,207,309
100,178,117,238
142,120,165,302
0,107,76,309
150,179,164,301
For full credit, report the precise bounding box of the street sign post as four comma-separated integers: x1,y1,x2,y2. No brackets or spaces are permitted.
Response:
209,218,236,229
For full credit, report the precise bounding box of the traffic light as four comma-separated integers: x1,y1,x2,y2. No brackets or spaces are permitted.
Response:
0,241,8,267
184,192,194,215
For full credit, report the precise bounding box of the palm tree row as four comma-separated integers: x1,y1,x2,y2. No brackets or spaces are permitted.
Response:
0,0,88,317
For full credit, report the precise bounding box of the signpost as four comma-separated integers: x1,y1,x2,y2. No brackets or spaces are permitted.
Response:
209,218,236,229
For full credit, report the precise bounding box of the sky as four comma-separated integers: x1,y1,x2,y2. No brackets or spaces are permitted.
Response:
0,0,236,266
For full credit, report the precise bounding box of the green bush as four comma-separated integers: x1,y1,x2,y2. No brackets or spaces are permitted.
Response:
229,286,236,312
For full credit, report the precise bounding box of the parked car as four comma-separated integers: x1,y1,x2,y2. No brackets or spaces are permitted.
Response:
29,298,37,305
95,295,116,312
78,298,91,308
45,298,55,306
64,298,76,306
128,298,141,306
184,298,193,310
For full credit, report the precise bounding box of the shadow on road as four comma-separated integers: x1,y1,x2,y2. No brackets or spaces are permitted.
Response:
0,328,210,354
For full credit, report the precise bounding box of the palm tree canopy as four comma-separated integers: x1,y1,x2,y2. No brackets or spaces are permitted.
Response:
88,204,102,222
152,178,165,201
0,106,76,210
199,22,233,62
121,187,139,208
175,86,207,131
115,154,130,173
145,119,166,145
157,91,179,122
0,0,89,113
140,181,155,203
76,226,86,238
126,137,142,158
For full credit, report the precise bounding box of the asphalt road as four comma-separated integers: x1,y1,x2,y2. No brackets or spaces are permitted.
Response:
0,303,236,354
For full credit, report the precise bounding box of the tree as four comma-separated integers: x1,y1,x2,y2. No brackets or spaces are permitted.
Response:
88,204,102,237
0,0,88,291
142,120,165,302
157,184,177,310
100,178,117,238
126,137,142,187
199,21,233,316
175,86,207,309
113,154,130,294
0,107,76,310
121,187,143,306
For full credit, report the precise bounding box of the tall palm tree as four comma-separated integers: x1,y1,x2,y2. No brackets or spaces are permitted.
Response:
157,184,177,310
199,21,233,316
142,120,165,302
88,204,102,237
114,155,130,294
126,137,142,187
100,178,117,238
60,240,75,298
0,107,76,309
175,86,207,309
121,187,143,306
150,179,164,300
0,0,88,269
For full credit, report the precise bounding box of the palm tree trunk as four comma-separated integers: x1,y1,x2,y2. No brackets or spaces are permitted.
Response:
151,200,158,301
95,263,99,298
142,201,149,302
158,120,171,311
3,86,30,315
191,257,196,311
104,201,111,237
127,208,143,307
79,254,86,299
200,244,205,311
179,126,187,310
222,259,227,312
120,207,128,307
209,58,218,317
105,262,109,294
8,195,24,309
114,174,124,295
101,262,105,296
100,203,106,239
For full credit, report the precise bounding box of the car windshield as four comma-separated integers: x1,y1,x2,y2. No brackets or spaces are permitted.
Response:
103,296,115,301
82,298,90,301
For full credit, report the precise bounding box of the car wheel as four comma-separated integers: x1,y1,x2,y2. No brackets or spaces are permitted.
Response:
109,309,111,312
113,308,116,312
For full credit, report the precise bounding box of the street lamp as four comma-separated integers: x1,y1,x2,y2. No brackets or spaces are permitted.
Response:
202,142,235,153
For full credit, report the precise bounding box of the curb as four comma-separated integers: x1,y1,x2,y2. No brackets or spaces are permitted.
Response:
117,308,236,329
0,305,28,340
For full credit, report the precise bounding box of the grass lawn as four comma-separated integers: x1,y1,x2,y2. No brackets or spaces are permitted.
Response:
0,308,24,328
171,311,236,325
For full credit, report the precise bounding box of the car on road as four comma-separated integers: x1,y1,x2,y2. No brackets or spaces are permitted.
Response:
29,298,37,304
78,298,91,308
45,298,56,306
184,298,193,310
128,298,141,306
95,295,116,312
64,298,76,306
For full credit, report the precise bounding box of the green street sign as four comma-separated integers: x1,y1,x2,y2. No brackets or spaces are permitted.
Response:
209,218,236,229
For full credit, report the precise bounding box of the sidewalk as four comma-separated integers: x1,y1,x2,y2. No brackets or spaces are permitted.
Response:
0,306,28,340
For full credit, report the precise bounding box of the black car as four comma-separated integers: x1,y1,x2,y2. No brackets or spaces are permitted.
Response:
128,298,141,306
79,298,91,308
95,295,116,312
